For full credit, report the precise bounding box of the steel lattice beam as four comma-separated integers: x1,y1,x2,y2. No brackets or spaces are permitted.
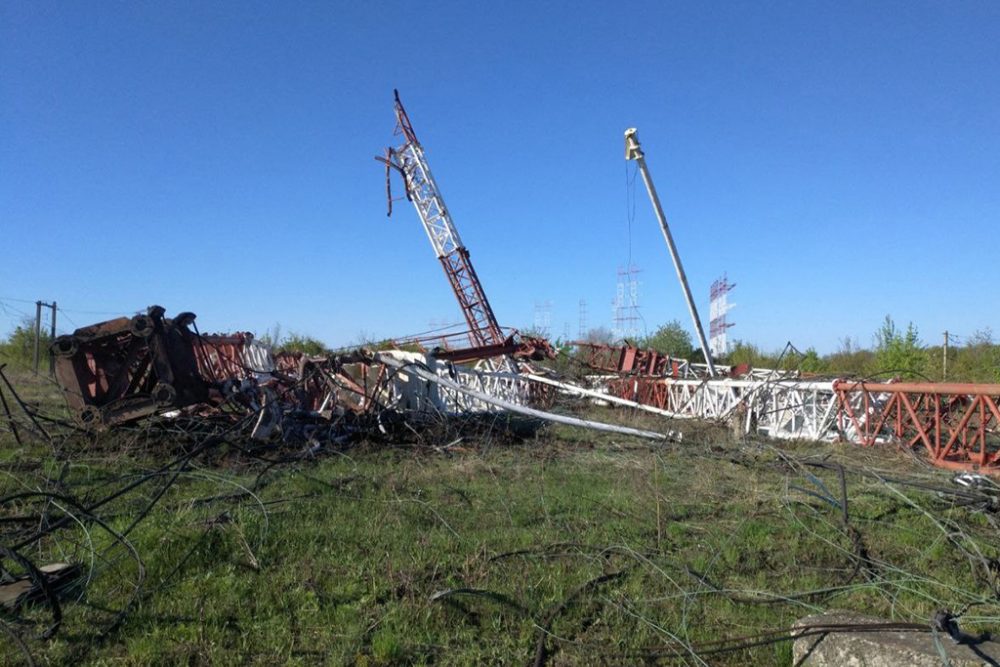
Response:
602,374,1000,473
381,91,506,351
835,381,1000,471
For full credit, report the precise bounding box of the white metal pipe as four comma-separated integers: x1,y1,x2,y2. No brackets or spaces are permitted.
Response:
377,353,675,442
523,373,693,420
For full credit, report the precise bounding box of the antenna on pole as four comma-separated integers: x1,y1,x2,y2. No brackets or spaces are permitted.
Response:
624,128,716,375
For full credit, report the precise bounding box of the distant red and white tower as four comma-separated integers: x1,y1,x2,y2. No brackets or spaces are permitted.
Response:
709,274,735,358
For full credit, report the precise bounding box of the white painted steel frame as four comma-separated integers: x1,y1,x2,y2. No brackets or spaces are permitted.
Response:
395,140,463,260
618,377,841,442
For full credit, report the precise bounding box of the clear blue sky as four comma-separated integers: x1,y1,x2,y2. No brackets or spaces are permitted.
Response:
2,1,998,353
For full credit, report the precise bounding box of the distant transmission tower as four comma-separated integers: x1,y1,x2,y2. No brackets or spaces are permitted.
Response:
533,300,552,338
709,274,735,357
578,299,587,339
612,264,641,341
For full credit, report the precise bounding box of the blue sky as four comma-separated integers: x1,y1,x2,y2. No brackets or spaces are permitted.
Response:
2,1,998,353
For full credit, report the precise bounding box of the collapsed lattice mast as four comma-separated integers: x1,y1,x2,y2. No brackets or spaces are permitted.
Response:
377,90,506,351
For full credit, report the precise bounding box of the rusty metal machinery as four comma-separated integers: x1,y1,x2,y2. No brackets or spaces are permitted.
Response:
51,306,213,428
51,306,285,429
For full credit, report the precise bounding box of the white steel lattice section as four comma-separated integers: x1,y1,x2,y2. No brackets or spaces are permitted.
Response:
612,376,841,442
372,351,530,413
396,140,463,258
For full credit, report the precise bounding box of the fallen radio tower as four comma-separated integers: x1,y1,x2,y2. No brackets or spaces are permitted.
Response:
33,305,670,446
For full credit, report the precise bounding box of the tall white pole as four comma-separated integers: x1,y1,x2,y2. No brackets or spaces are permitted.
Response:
625,128,716,376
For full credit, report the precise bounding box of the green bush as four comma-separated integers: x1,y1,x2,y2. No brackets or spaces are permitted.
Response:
0,319,51,369
642,320,694,359
870,315,926,379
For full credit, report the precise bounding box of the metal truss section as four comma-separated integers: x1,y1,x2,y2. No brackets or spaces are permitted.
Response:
608,376,839,442
437,366,532,412
754,381,840,441
604,374,1000,473
835,381,1000,472
398,140,463,259
438,249,504,348
381,91,505,350
373,351,533,414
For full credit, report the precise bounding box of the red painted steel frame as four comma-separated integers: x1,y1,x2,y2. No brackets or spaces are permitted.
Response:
193,333,257,382
438,248,506,348
835,381,1000,472
573,342,681,377
607,376,675,410
601,375,1000,473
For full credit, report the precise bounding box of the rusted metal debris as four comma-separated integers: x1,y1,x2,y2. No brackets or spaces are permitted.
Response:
51,306,275,429
46,307,1000,475
567,342,1000,474
574,341,685,377
393,328,556,364
48,306,560,440
572,341,732,379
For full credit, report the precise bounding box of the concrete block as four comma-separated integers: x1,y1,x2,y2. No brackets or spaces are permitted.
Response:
792,611,1000,666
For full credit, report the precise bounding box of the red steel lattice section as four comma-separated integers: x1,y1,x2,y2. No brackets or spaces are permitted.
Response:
439,248,505,348
835,381,1000,472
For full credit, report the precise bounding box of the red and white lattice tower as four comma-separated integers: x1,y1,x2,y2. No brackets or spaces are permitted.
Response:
709,274,735,358
378,90,513,371
612,264,641,341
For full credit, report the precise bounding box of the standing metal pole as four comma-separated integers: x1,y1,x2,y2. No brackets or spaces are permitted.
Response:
33,301,42,375
624,128,716,376
942,331,949,381
49,302,57,376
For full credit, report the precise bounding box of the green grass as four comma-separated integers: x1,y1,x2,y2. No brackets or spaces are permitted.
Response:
1,374,999,665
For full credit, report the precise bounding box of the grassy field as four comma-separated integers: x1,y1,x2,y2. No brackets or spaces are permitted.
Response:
2,369,1000,665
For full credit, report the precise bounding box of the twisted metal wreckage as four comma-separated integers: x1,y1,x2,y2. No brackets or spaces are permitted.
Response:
36,308,1000,475
46,305,669,442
